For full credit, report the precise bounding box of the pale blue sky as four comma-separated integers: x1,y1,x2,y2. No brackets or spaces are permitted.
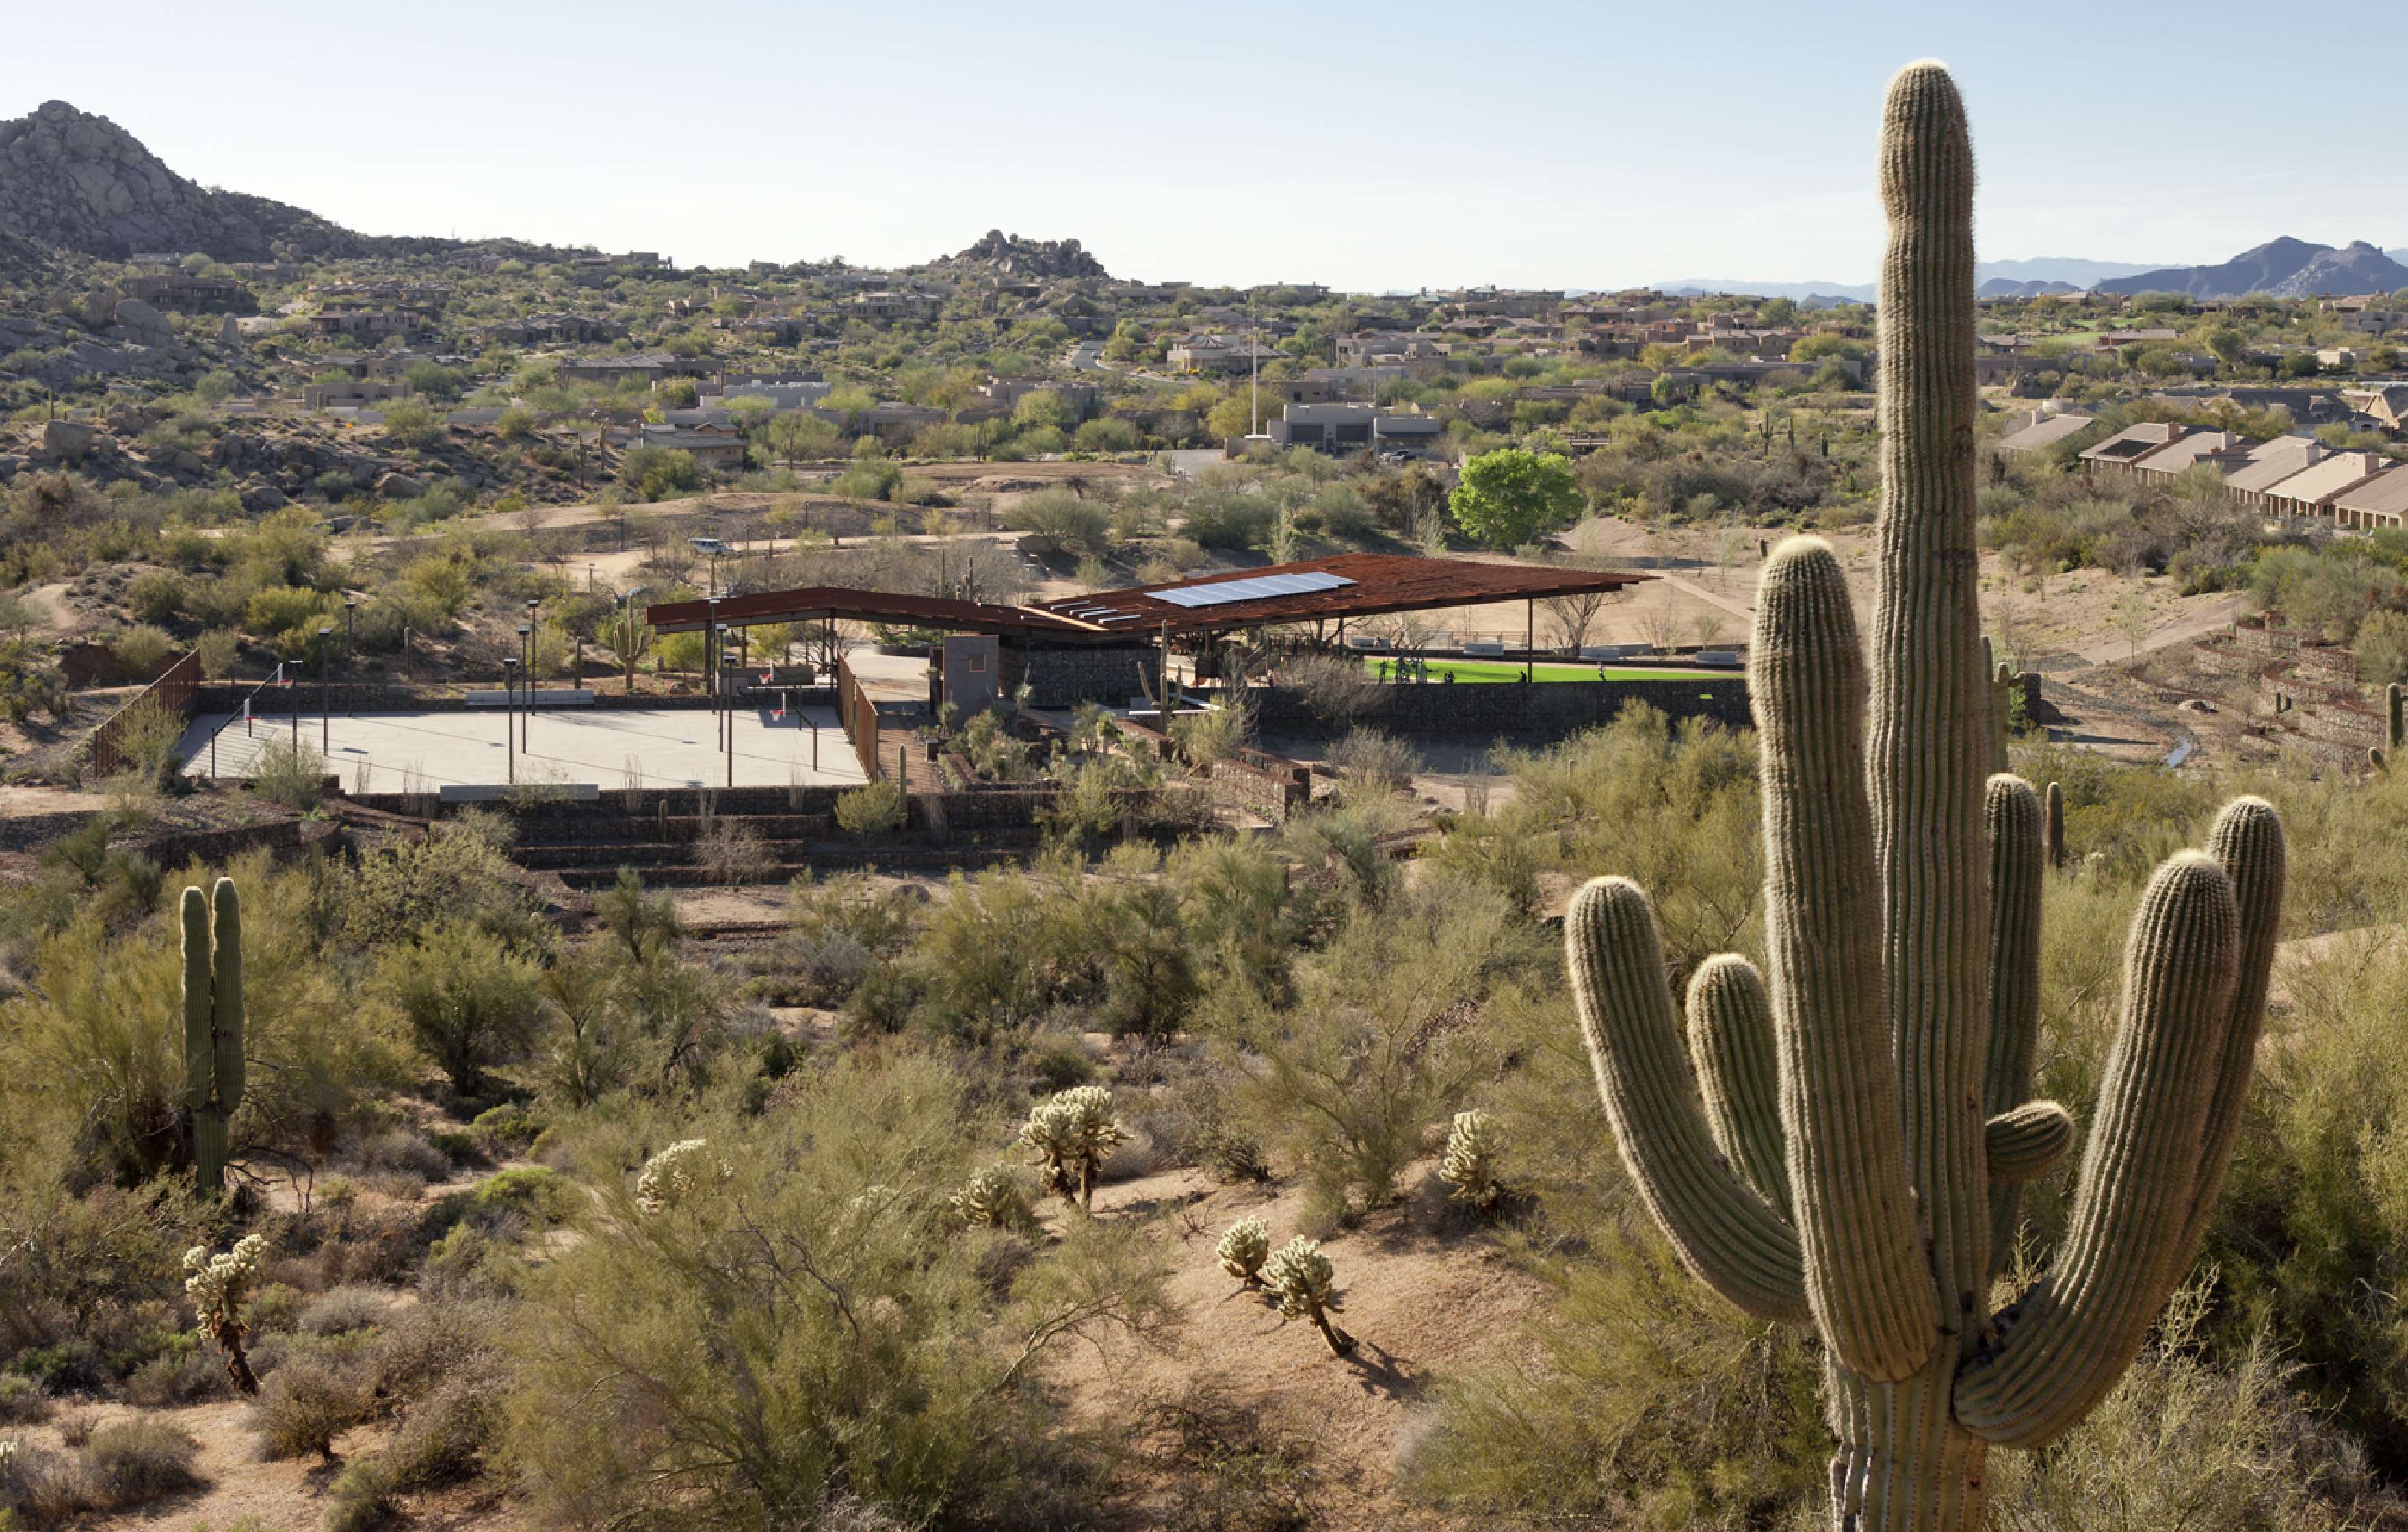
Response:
9,0,2396,289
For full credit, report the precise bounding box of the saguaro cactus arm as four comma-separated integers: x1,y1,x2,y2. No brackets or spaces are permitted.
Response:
1567,878,1810,1325
181,886,213,1113
1751,537,1939,1382
1953,851,2242,1447
1984,774,2047,1261
210,877,245,1114
1868,56,1995,1353
2175,796,2284,1257
1983,1102,2073,1184
1684,954,1788,1219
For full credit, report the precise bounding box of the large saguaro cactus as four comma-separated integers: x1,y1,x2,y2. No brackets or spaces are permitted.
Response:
1566,62,2286,1531
183,877,246,1195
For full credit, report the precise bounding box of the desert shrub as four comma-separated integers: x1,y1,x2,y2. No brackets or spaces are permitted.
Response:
695,819,776,884
195,626,240,678
322,1455,397,1532
835,779,906,839
1277,651,1378,723
0,1373,49,1425
382,1372,500,1490
1402,1217,1826,1527
1326,726,1419,795
1169,696,1251,765
121,1345,225,1406
126,568,187,624
1180,488,1277,551
1426,704,1760,976
1223,873,1543,1221
1004,490,1110,557
1986,1276,2396,1530
297,1286,386,1336
832,460,904,501
250,738,326,810
73,1416,204,1510
374,921,543,1096
253,1349,374,1460
501,1053,1170,1529
112,623,174,674
354,1129,450,1183
1134,1053,1270,1183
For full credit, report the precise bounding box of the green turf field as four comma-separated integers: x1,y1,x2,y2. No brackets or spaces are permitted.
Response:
1356,656,1730,684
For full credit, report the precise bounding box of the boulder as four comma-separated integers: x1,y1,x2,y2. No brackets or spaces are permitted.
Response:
42,419,96,458
240,484,287,513
374,471,426,499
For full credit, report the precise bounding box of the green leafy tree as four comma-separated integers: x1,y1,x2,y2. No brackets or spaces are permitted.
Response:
1448,449,1582,550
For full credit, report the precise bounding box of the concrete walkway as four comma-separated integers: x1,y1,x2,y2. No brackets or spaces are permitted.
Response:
176,704,866,792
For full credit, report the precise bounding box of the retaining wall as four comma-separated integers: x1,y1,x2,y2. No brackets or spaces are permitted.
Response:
1251,675,1753,739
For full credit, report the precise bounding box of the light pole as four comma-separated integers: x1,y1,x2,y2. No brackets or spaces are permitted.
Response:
523,598,541,751
501,657,518,784
707,599,722,752
343,598,357,716
516,622,534,762
317,626,334,756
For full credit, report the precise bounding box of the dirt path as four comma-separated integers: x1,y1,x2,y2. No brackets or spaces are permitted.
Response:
2067,595,2245,670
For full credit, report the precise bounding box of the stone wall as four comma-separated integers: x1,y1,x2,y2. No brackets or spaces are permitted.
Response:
1000,644,1157,709
1251,675,1753,740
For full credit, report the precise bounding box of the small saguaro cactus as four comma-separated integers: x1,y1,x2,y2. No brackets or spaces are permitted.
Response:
1018,1085,1129,1213
1438,1109,1506,1213
1263,1235,1354,1356
952,1163,1036,1231
182,877,246,1196
184,1233,267,1395
1566,62,2286,1531
2043,780,2066,869
1216,1215,1272,1289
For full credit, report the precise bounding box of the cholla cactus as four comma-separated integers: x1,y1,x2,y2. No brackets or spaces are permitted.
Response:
1018,1085,1128,1213
1439,1109,1506,1213
1263,1236,1354,1356
1216,1216,1272,1289
952,1163,1036,1230
183,1233,266,1395
636,1137,719,1215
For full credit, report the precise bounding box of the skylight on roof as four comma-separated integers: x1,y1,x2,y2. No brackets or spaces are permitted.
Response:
1151,571,1357,609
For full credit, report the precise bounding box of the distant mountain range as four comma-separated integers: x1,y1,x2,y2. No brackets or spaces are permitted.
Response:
2093,238,2408,299
1663,245,2408,304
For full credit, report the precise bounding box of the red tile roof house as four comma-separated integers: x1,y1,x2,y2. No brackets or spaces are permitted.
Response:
2329,463,2408,530
2260,451,2392,523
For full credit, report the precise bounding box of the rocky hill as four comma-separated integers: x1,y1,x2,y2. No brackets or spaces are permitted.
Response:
0,100,468,262
939,229,1110,281
1978,277,2081,298
2095,237,2408,299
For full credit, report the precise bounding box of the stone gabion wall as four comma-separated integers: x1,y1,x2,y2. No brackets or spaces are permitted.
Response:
999,645,1160,709
1251,674,1753,739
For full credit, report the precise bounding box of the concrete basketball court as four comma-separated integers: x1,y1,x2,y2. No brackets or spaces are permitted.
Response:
176,704,867,793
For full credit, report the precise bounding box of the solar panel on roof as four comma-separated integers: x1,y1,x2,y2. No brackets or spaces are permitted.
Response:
1151,571,1357,609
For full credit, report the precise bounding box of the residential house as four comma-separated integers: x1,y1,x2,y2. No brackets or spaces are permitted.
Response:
1168,334,1259,374
122,272,252,312
848,290,941,323
1266,404,1441,456
1995,409,2095,454
979,375,1099,421
308,308,434,341
2078,422,2187,472
1334,331,1450,367
610,421,748,471
557,351,713,388
2330,464,2408,529
2130,430,2254,483
706,376,831,412
2260,451,2391,521
2342,385,2408,434
2222,438,2325,510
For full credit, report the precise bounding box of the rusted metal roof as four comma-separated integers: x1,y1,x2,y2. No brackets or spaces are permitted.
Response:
644,586,1101,637
1035,552,1648,633
645,554,1647,642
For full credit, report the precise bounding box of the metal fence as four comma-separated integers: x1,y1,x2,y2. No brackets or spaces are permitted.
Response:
88,651,201,780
